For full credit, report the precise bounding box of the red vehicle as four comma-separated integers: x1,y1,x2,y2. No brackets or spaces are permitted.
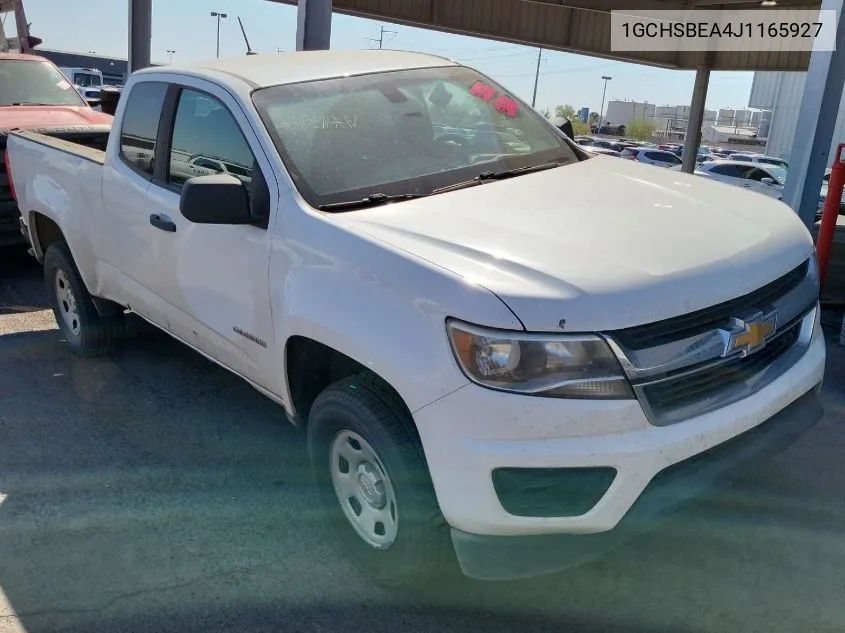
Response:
1,53,112,247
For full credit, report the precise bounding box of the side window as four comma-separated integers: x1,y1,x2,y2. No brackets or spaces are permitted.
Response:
744,167,768,181
168,89,255,189
646,152,667,162
119,82,168,177
710,164,743,178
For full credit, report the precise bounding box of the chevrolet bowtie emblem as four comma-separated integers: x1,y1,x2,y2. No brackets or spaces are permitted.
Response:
721,311,778,358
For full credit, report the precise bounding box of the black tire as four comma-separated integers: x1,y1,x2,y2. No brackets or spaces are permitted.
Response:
307,373,453,587
44,242,124,357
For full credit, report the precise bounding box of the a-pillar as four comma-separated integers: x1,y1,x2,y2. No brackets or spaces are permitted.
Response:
296,0,333,51
681,67,711,174
782,0,845,229
128,0,152,74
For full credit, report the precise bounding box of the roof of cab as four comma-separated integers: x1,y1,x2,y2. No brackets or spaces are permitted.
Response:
0,52,48,62
136,50,458,89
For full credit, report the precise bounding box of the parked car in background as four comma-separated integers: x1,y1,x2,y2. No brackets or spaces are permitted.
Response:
727,153,789,170
819,168,845,214
0,52,112,248
585,146,621,157
619,147,683,168
58,66,107,106
694,160,786,200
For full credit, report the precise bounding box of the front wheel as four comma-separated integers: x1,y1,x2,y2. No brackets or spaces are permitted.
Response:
44,243,124,357
307,374,452,586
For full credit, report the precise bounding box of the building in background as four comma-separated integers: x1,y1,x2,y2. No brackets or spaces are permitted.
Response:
579,106,589,123
34,49,131,85
652,104,717,141
604,100,655,128
749,71,845,162
716,108,755,128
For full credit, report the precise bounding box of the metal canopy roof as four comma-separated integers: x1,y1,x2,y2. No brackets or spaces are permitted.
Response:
271,0,820,70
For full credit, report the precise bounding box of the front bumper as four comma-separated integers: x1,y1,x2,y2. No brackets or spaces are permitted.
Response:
450,389,822,580
412,328,825,579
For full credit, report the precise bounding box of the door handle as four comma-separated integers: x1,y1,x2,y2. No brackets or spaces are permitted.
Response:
149,214,176,232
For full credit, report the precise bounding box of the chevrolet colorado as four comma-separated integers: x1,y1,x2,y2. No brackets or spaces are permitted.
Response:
6,51,825,584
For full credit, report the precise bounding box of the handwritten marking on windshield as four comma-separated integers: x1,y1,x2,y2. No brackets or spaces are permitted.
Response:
276,115,359,131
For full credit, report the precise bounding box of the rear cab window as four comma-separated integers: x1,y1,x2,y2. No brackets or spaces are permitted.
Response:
118,82,168,178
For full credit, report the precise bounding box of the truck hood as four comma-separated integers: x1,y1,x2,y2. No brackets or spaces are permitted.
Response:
0,105,112,132
331,157,814,332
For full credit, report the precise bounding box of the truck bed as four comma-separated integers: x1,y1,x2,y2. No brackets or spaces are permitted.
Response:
2,126,110,246
8,128,107,164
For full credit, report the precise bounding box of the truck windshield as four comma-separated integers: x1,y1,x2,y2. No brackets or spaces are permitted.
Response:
73,72,102,87
252,66,578,209
0,60,87,108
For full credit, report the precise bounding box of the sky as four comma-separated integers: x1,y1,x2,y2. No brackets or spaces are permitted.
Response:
11,0,755,113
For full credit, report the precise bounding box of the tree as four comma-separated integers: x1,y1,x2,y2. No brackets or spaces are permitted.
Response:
626,119,657,141
572,120,590,136
588,112,600,124
538,107,552,118
555,104,576,120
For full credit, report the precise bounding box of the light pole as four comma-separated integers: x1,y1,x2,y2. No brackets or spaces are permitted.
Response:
531,48,542,108
166,49,176,64
210,11,228,58
597,75,612,135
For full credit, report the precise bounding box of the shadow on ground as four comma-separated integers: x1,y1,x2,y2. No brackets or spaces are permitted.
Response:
0,247,47,315
1,318,845,632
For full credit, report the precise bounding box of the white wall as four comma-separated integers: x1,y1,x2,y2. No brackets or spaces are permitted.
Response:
750,70,845,162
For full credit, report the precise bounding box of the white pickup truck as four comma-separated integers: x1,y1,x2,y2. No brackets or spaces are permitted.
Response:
6,51,825,584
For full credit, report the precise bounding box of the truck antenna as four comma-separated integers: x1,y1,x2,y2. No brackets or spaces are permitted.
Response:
237,16,257,56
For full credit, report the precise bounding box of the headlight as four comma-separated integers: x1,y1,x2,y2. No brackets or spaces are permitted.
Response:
447,320,633,399
807,251,820,295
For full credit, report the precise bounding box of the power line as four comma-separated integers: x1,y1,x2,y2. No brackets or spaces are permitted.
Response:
366,25,397,50
454,51,537,61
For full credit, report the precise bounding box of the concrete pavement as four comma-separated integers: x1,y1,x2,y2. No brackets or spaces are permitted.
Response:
2,249,845,633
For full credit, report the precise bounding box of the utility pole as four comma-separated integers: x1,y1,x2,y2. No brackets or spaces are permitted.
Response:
366,25,397,49
597,75,612,135
531,48,542,108
167,49,175,64
211,11,228,58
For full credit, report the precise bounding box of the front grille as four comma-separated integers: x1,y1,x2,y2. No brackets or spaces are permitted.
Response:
641,323,801,421
614,261,809,349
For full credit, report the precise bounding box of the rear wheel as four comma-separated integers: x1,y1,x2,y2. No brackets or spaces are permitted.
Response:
307,373,452,586
44,242,124,357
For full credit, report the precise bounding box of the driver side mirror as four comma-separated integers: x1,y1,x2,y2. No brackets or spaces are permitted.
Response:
179,174,253,225
761,177,775,185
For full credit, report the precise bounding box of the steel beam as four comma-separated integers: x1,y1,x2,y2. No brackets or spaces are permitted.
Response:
782,0,845,229
296,0,333,51
128,0,152,74
681,67,710,173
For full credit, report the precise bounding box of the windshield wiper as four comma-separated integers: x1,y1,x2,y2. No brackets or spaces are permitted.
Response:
432,161,565,195
317,192,428,211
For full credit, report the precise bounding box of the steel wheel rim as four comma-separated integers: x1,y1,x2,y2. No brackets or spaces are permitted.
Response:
54,269,81,336
329,429,399,549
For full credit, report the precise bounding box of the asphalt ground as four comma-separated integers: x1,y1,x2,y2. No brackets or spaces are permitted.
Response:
2,246,845,633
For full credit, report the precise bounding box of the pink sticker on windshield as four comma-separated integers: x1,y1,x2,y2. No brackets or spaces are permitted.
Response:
469,81,496,102
493,95,519,118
